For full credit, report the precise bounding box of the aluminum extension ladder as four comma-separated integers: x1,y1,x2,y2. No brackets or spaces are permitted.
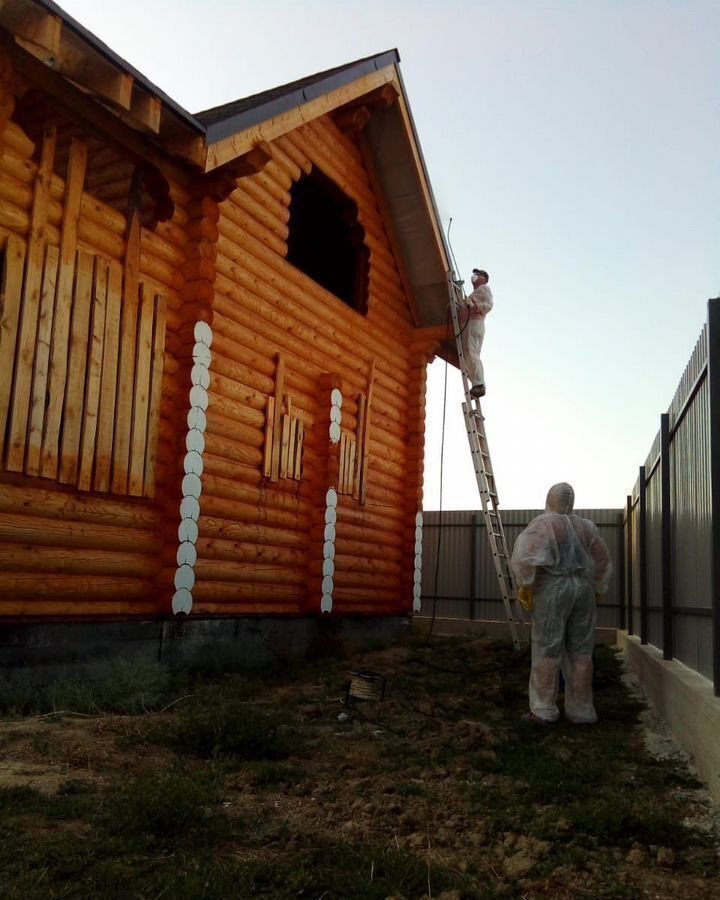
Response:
447,273,526,649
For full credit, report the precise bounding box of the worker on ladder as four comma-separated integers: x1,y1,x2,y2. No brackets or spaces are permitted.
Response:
459,268,493,398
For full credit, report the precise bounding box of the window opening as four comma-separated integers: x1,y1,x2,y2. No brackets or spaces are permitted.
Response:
287,169,369,314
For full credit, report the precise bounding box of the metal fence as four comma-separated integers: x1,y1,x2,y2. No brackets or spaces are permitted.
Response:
624,298,720,694
421,508,624,629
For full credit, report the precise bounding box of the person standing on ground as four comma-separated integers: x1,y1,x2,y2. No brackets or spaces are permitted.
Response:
510,483,612,725
460,268,493,398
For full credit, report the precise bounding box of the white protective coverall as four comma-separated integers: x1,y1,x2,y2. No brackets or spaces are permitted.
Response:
461,283,493,390
510,483,612,724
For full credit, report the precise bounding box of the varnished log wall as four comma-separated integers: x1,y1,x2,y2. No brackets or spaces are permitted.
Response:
202,114,419,617
0,51,429,622
0,56,191,619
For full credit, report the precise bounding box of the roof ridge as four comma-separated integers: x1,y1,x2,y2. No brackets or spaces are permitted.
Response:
195,50,399,144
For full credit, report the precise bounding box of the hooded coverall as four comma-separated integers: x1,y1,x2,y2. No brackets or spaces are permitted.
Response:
510,483,612,724
460,283,493,390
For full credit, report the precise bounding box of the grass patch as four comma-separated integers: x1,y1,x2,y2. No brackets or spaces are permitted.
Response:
0,637,716,900
565,797,700,849
225,842,468,899
105,768,228,850
0,782,94,821
486,735,615,804
151,690,297,762
0,658,173,716
249,761,306,787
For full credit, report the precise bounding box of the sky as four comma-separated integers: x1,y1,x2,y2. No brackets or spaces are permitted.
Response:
58,0,720,511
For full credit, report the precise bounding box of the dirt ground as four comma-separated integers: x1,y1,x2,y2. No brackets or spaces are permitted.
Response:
0,634,718,899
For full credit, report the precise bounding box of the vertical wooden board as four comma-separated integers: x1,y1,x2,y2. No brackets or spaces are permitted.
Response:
338,431,347,493
58,250,94,484
76,257,109,492
94,259,122,492
288,416,297,480
26,243,60,475
142,293,167,498
111,211,140,495
353,392,366,500
280,413,291,479
270,353,284,482
347,437,356,496
0,235,27,459
40,139,88,479
128,283,155,496
360,359,376,505
294,421,304,479
6,127,56,472
263,395,275,478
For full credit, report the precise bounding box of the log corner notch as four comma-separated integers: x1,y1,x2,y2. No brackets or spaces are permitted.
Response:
195,145,272,198
332,83,400,136
410,325,455,367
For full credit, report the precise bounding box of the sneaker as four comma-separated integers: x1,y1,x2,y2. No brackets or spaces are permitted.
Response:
470,384,486,398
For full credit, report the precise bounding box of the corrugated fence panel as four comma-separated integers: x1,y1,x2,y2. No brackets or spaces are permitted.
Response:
669,324,707,430
627,478,640,636
645,464,663,649
626,318,714,681
422,508,622,626
630,490,640,635
421,511,474,620
671,374,712,678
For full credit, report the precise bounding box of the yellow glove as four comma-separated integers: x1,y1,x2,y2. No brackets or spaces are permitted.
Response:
517,586,534,611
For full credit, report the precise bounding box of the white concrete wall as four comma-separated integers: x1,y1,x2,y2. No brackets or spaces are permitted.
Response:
621,634,720,803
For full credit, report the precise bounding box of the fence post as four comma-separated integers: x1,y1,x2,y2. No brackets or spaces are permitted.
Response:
639,465,648,645
626,495,634,635
470,512,479,620
660,413,673,660
617,510,626,631
707,298,720,695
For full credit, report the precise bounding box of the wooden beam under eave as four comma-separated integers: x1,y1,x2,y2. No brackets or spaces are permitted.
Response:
334,105,372,135
92,70,133,111
131,91,161,134
56,33,134,111
204,67,399,172
162,121,206,168
0,33,197,179
0,3,62,61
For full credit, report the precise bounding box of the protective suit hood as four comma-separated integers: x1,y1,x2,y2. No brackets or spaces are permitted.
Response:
546,483,575,515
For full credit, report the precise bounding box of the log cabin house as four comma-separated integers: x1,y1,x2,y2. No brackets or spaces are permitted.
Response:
0,0,455,655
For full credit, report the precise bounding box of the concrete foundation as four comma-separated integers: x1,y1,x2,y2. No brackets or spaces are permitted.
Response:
621,633,720,803
0,616,412,682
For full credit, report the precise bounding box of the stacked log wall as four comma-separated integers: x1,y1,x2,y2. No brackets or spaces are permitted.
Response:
0,61,190,620
0,60,429,621
201,113,421,617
